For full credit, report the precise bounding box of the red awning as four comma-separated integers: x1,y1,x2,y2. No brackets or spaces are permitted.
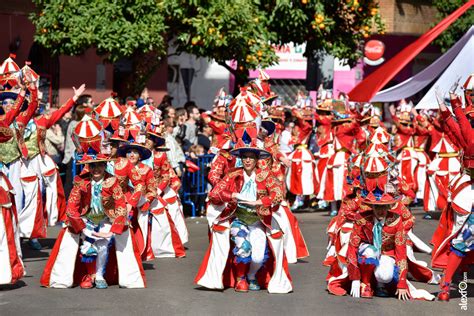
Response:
348,0,474,102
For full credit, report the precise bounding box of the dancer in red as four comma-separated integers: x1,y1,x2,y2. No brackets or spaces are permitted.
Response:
432,84,473,301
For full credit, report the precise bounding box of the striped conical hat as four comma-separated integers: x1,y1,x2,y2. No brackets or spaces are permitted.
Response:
432,135,458,153
369,127,390,144
21,62,39,83
96,97,123,131
229,90,259,123
0,55,20,75
0,55,20,86
138,104,158,124
74,114,103,153
121,107,141,126
363,155,389,175
96,97,123,119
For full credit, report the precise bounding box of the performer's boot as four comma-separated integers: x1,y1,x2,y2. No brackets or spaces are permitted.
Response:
234,262,249,293
28,238,42,250
438,250,463,301
80,261,96,289
360,263,375,298
327,278,347,296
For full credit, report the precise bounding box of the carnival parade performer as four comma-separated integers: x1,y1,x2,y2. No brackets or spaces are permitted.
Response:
431,84,474,301
18,82,85,250
0,56,34,285
114,134,157,261
196,98,292,293
40,151,145,289
144,128,186,258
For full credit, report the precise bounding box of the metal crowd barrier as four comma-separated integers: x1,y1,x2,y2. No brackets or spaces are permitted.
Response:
71,152,83,179
181,154,215,217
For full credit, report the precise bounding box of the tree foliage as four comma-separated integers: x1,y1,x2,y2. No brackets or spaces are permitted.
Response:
31,0,167,61
30,0,168,96
262,0,384,67
30,0,384,95
433,0,474,52
161,0,279,90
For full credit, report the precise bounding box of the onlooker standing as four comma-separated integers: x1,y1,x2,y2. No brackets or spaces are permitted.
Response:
62,105,86,197
197,123,212,153
159,94,173,111
173,108,187,146
76,94,94,109
57,109,72,139
163,106,176,120
164,118,186,177
183,104,200,152
45,123,65,164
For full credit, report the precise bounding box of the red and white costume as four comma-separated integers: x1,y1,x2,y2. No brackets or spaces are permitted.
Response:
392,115,418,195
195,168,293,293
286,109,317,195
40,173,145,288
424,126,461,212
0,88,27,284
114,156,157,260
261,135,309,263
413,115,431,200
319,119,358,202
148,150,186,258
20,97,73,232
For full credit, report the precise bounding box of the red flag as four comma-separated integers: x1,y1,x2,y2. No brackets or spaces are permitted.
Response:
348,0,474,102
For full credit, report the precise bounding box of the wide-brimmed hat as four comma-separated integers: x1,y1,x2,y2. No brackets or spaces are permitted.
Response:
267,105,285,122
147,130,166,148
261,119,276,136
77,153,112,165
230,125,270,159
0,90,28,115
117,142,152,160
315,99,333,112
331,100,352,123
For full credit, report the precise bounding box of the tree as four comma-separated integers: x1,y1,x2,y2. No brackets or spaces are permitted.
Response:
162,0,279,94
433,0,474,51
31,0,384,96
30,0,167,97
165,0,384,93
261,0,384,68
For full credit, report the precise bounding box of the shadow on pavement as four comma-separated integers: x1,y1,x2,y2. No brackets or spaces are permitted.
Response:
0,280,27,291
20,238,56,260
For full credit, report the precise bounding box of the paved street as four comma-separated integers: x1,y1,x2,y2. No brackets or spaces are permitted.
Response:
0,208,471,315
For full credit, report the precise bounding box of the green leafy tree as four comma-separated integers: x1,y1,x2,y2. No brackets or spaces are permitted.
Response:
433,0,474,51
31,0,384,96
162,0,278,93
262,0,384,67
30,0,167,96
166,0,384,92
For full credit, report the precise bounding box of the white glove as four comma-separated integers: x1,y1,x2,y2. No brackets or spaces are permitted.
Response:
350,280,361,298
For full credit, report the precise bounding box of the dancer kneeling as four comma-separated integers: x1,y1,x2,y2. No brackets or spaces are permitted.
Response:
347,191,413,300
41,153,145,289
